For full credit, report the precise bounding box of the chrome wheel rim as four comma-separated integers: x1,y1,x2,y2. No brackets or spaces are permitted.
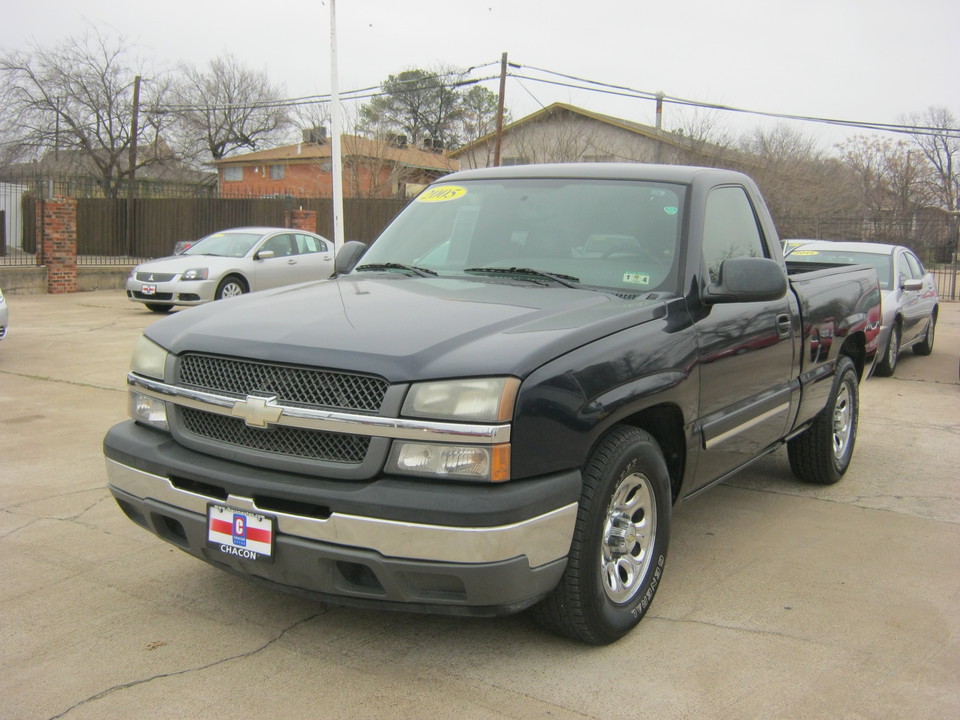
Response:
601,472,657,604
888,328,899,368
220,282,244,298
832,382,853,460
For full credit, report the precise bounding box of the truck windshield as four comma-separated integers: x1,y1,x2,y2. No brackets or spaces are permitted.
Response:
358,178,685,295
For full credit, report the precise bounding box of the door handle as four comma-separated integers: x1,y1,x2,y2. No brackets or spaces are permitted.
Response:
776,314,792,339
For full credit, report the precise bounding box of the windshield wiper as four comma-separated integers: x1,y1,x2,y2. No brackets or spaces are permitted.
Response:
463,267,581,288
356,263,437,277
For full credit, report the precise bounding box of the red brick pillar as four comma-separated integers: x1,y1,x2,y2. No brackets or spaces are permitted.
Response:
37,197,78,294
290,209,318,234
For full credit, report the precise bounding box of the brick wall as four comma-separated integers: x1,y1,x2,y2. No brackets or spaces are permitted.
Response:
289,209,318,233
37,197,78,294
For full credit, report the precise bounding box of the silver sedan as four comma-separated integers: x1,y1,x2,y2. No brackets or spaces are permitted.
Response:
785,241,940,376
125,227,334,313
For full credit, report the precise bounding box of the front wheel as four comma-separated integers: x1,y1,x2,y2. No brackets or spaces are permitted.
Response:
788,355,859,485
532,426,671,645
215,275,248,300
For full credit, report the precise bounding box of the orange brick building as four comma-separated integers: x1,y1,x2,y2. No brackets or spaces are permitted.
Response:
211,133,458,199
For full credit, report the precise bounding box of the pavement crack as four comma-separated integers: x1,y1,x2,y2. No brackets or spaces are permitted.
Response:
0,369,124,393
47,612,326,720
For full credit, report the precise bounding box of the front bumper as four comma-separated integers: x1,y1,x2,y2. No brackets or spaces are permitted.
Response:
104,422,579,614
125,277,217,306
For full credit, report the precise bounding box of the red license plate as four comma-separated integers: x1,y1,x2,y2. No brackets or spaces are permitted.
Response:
207,504,275,562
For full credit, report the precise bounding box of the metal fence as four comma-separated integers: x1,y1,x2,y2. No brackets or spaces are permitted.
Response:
0,174,407,267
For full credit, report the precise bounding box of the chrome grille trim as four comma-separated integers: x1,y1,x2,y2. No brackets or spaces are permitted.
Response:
136,272,176,282
129,373,511,444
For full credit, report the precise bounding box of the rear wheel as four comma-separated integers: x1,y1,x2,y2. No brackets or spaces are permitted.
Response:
913,313,936,356
532,426,671,645
875,322,900,377
788,355,859,485
215,275,248,300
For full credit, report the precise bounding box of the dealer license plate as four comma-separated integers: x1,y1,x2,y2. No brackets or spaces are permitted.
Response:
141,283,157,295
207,504,275,562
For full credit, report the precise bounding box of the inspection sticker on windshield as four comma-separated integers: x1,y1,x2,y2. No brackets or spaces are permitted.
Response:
207,504,275,562
416,185,467,203
791,250,819,255
623,272,651,285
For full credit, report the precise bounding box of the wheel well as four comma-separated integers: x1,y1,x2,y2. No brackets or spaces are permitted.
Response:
620,404,685,503
839,333,867,380
219,274,248,291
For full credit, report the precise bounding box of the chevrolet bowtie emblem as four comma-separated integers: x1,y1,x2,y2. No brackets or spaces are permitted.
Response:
231,395,283,428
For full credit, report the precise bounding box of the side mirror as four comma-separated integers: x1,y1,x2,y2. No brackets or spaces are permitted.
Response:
255,250,276,260
902,278,922,292
335,240,369,275
704,257,787,304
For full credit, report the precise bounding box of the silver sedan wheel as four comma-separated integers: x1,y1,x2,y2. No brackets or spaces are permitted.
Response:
601,471,658,604
218,280,246,299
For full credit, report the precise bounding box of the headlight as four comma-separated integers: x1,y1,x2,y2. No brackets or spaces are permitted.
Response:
387,443,510,482
402,377,519,422
129,336,170,429
392,377,518,481
181,267,209,281
130,336,168,379
129,390,168,430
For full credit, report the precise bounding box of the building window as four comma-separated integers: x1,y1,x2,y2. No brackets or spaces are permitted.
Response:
223,167,243,182
270,165,285,180
501,157,529,166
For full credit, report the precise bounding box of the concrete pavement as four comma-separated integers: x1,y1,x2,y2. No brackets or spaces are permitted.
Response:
1,291,958,719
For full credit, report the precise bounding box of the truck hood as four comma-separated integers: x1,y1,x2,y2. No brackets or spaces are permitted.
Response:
145,275,668,381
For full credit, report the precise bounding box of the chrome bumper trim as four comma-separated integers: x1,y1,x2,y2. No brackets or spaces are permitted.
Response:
106,458,576,567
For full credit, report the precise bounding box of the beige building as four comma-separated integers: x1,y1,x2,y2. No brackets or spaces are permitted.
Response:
450,102,730,169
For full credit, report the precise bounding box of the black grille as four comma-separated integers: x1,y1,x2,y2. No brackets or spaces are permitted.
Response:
178,354,388,412
181,407,369,464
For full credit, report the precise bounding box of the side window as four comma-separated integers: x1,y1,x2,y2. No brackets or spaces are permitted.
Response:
702,186,767,283
295,234,327,254
897,253,911,285
905,252,924,279
260,234,294,257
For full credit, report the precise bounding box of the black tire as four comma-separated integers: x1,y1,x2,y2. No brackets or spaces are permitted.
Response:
532,426,671,645
145,303,172,313
788,355,859,485
215,275,248,300
913,313,936,356
874,322,900,377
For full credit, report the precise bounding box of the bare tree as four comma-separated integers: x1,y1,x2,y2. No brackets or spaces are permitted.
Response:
0,27,168,196
739,123,859,236
906,106,959,214
169,53,290,163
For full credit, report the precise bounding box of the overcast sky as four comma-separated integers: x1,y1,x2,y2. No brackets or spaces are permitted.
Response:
3,0,958,150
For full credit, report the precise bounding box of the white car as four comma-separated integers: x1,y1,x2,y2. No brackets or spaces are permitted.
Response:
0,285,8,340
126,227,334,313
785,241,940,376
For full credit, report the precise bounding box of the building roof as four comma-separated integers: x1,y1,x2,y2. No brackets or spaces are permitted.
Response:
448,102,708,158
210,135,458,174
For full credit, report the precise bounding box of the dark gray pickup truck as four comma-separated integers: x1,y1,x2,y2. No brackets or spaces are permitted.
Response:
105,164,880,644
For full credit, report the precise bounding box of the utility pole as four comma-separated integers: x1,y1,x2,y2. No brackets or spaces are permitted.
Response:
493,52,508,167
654,92,665,164
126,75,141,257
329,0,345,254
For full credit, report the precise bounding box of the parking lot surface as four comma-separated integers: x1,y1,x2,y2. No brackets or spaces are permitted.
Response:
2,291,958,719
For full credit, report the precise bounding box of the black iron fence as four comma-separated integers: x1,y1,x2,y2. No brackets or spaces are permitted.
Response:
0,174,407,267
